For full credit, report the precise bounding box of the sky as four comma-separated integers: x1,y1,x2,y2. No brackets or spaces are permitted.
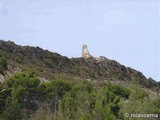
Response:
0,0,159,81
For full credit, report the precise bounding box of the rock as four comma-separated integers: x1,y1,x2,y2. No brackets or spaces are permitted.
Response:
0,74,5,82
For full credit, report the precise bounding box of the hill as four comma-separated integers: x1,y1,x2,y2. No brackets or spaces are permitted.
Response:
0,40,160,120
0,40,159,90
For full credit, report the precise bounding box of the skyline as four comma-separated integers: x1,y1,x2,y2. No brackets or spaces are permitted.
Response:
0,0,159,80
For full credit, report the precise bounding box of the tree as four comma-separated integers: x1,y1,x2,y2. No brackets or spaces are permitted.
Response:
79,113,92,120
3,91,23,120
5,71,41,110
107,84,130,99
93,100,106,120
0,83,6,113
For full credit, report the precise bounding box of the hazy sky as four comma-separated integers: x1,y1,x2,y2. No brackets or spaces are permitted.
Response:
0,0,159,81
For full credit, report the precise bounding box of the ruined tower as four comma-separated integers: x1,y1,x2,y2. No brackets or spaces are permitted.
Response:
82,44,91,59
82,44,106,61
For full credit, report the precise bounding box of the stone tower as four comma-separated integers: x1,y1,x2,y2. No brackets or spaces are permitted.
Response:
82,44,91,59
82,44,106,62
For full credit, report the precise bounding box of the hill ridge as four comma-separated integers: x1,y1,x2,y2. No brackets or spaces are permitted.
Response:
0,40,159,91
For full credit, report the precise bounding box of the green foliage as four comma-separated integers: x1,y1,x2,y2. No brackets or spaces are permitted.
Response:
0,83,6,113
44,58,53,67
59,81,94,119
6,71,39,88
79,114,92,120
60,96,77,119
45,79,73,101
71,66,80,75
94,86,122,119
14,56,22,63
4,71,41,110
93,100,106,120
30,105,54,120
130,86,149,102
107,84,130,99
58,61,64,69
152,98,160,114
3,92,23,120
0,71,159,120
0,51,7,74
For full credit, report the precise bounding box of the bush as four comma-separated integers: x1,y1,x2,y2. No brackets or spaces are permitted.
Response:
0,51,7,74
107,84,130,99
5,71,41,110
3,95,23,120
0,70,159,120
130,86,149,102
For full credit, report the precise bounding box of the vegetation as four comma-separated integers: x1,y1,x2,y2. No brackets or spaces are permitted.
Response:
0,51,7,74
0,40,160,119
0,72,159,120
0,40,159,91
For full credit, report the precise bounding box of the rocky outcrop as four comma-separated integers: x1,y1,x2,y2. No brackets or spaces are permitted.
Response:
0,65,21,82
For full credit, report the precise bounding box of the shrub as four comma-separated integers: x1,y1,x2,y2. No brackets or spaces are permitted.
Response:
0,51,7,74
107,84,130,99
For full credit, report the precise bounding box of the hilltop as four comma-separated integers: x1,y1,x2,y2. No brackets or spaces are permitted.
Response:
0,40,159,91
